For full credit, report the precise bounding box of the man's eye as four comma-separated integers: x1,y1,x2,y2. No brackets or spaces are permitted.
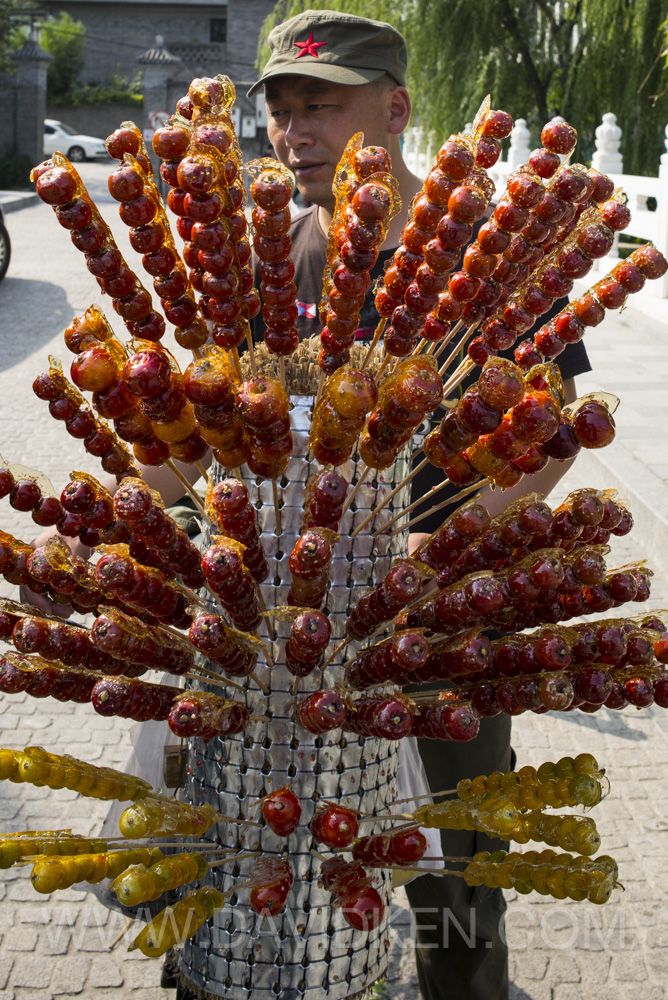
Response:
269,109,288,120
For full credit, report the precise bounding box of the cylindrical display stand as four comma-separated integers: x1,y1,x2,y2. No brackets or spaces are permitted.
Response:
177,394,415,999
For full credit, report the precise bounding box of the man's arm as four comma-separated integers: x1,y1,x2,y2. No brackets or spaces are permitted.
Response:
21,451,212,613
408,377,579,554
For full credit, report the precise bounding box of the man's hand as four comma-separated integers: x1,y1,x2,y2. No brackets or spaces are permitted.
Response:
19,525,92,618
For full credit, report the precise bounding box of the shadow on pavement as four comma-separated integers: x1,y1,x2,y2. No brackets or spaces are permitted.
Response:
552,707,647,741
0,277,73,372
510,985,536,1000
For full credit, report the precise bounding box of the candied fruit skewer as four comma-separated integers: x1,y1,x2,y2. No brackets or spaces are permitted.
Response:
350,828,427,868
110,850,210,906
119,342,210,474
128,886,226,957
188,610,261,682
108,152,208,352
249,161,299,368
346,629,430,689
119,796,258,841
91,607,195,677
184,76,260,371
318,855,384,931
344,557,426,643
0,744,152,801
31,155,159,341
462,848,619,904
0,651,100,704
201,536,262,632
106,120,155,176
380,111,513,361
206,478,268,582
33,359,139,481
182,350,247,471
286,528,336,611
457,753,607,811
344,695,414,740
112,477,205,587
236,375,293,487
302,469,349,533
30,847,164,893
296,689,348,734
310,365,378,468
285,610,332,683
0,457,68,532
321,165,399,372
403,543,611,635
513,244,668,369
0,830,112,869
94,545,193,628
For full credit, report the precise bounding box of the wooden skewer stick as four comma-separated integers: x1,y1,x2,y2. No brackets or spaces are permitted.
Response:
314,370,326,409
191,346,204,361
272,479,282,536
388,478,489,536
165,460,211,525
208,851,261,869
230,348,243,381
320,636,350,671
351,458,429,538
389,787,457,806
410,337,428,357
245,325,258,377
360,317,387,371
440,358,476,395
109,917,134,950
251,670,271,696
340,465,371,518
374,476,453,535
432,320,464,360
185,671,247,695
290,675,301,697
279,356,286,393
374,353,392,385
194,460,209,486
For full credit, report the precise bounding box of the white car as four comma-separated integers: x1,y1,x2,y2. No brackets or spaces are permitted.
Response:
44,120,109,162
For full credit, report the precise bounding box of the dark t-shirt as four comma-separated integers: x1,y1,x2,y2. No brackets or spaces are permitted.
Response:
253,204,592,532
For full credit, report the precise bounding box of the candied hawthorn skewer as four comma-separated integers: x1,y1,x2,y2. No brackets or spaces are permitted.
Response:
321,166,399,371
207,478,268,582
319,855,385,931
91,607,195,677
111,851,209,906
285,610,331,679
108,152,207,351
345,557,425,642
94,545,192,628
236,374,293,483
182,351,247,471
0,651,100,705
31,155,158,341
188,610,259,679
303,469,349,532
286,528,335,611
460,849,619,905
310,365,378,468
168,690,249,741
514,244,668,368
201,537,262,632
33,359,138,480
352,828,428,868
296,689,348,734
347,630,430,689
250,162,299,363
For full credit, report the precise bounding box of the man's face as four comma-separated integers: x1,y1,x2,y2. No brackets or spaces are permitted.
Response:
265,75,392,212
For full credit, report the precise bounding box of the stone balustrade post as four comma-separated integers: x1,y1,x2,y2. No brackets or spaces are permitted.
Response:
592,112,623,174
13,31,52,170
507,117,531,170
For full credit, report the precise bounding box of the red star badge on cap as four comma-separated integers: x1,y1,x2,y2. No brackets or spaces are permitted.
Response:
294,31,327,59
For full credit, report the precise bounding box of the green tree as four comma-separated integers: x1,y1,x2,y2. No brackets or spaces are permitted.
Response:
41,11,85,99
259,0,668,175
0,0,35,72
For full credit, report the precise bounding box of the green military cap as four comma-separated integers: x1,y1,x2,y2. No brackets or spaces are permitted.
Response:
247,8,407,97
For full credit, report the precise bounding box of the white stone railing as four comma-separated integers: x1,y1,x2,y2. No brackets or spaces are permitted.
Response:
403,113,668,297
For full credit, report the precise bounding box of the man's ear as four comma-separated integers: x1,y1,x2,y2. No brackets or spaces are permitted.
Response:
388,86,412,135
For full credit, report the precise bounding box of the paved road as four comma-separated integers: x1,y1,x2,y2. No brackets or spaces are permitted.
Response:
0,165,667,999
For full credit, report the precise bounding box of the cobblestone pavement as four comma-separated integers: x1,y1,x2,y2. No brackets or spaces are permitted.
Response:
0,164,667,999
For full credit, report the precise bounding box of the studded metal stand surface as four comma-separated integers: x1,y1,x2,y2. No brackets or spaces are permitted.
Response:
175,395,416,1000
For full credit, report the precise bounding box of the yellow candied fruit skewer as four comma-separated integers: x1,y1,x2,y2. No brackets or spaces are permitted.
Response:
463,849,618,904
9,745,152,802
457,753,606,811
112,852,209,906
30,847,163,894
129,886,225,957
0,831,109,869
119,800,219,840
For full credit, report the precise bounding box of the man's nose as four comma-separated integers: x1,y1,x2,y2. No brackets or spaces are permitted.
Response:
283,112,314,148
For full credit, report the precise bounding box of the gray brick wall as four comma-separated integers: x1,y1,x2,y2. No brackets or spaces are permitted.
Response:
45,101,143,141
42,0,272,87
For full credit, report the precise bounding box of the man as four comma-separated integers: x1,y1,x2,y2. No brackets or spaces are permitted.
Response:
248,10,591,1000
